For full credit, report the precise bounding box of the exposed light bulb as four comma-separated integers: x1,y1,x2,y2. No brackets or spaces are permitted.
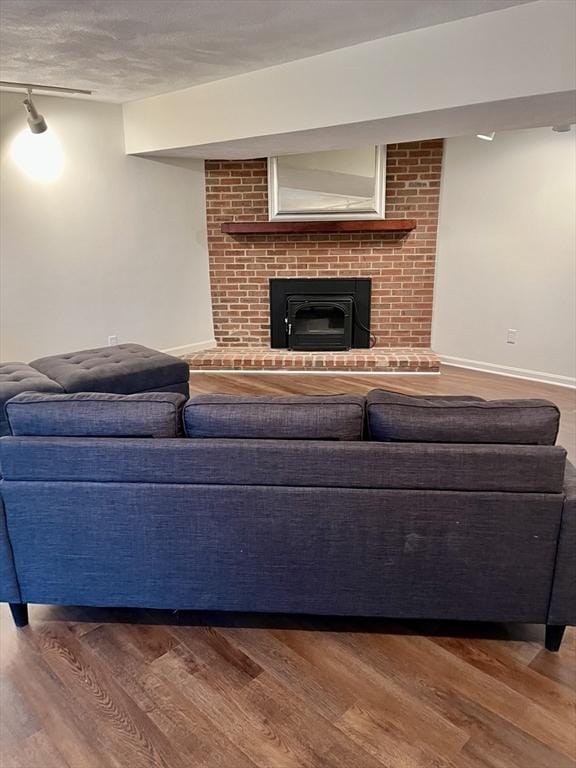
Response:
476,132,495,141
10,128,64,182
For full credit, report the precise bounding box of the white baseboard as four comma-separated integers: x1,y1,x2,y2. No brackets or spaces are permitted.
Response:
440,355,576,389
163,340,216,356
188,369,440,376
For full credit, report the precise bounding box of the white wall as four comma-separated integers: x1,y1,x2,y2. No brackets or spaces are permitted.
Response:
123,0,576,156
433,127,576,386
0,92,213,362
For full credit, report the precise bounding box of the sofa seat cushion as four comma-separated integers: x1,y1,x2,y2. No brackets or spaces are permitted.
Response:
183,394,365,440
0,362,64,398
367,390,560,445
0,363,64,437
29,343,190,395
6,392,186,438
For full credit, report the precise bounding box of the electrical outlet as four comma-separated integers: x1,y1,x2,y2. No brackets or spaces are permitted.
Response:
506,329,518,345
108,335,118,346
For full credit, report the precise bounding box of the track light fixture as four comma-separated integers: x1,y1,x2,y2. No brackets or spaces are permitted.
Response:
476,132,495,141
23,89,47,134
0,80,93,135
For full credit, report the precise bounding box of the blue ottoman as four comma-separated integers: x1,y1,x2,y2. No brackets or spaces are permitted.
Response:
0,362,63,436
30,344,190,397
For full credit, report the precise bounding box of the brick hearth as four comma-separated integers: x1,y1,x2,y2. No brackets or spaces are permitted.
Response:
186,347,439,373
198,142,443,373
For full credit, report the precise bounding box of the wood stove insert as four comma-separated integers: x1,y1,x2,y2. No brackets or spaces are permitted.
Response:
269,278,371,350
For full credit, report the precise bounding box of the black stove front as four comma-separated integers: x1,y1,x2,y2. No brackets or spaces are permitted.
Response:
270,278,371,351
287,295,353,351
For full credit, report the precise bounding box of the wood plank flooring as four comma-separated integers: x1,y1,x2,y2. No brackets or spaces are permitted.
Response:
1,365,575,768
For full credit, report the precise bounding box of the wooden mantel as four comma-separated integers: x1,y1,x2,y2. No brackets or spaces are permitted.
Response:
220,219,417,235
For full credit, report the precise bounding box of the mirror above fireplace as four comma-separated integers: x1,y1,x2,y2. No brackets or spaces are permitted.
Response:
268,146,385,221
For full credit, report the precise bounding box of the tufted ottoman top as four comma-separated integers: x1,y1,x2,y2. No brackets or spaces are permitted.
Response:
29,344,190,394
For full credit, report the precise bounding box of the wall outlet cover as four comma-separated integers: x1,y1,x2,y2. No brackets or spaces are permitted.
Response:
506,329,518,344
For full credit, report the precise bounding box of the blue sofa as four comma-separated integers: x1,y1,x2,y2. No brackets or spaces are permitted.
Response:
0,390,574,651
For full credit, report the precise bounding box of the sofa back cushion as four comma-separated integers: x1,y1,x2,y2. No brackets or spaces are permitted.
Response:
183,394,365,440
367,390,560,445
6,392,186,438
0,362,64,436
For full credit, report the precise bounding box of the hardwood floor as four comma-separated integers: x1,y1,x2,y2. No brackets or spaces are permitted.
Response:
1,365,575,768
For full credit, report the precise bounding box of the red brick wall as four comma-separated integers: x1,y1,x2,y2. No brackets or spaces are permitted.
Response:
205,140,443,349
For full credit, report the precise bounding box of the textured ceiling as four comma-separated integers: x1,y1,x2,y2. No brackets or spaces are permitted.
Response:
0,0,532,103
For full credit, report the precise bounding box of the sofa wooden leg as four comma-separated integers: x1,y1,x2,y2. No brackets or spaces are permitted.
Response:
545,624,566,652
9,603,28,628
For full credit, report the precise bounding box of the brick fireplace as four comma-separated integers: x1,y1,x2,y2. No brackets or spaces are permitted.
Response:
186,141,443,372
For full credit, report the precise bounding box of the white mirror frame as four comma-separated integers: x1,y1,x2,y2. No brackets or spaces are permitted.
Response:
268,145,386,221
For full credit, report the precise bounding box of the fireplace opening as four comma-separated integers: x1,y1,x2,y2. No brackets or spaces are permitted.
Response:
270,278,372,350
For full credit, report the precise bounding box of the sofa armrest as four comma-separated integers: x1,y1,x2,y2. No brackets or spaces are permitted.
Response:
0,490,22,603
548,460,576,626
